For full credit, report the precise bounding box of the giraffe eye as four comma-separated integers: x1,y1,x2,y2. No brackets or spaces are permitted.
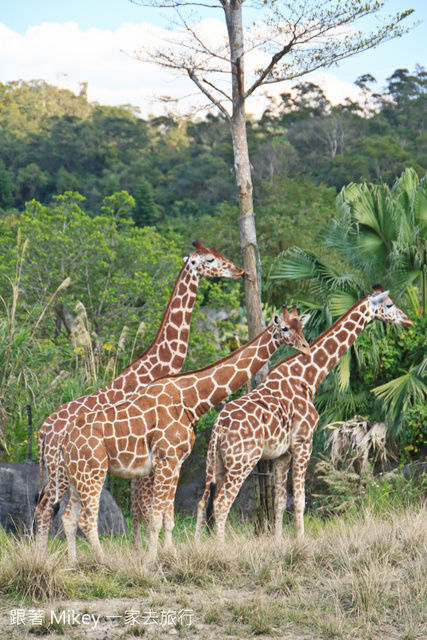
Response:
386,303,393,308
206,258,215,263
283,327,289,333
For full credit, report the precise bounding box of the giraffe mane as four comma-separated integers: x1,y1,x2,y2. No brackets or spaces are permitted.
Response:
268,294,370,373
154,326,273,382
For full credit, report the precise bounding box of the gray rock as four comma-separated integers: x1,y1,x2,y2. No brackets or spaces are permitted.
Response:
0,461,127,537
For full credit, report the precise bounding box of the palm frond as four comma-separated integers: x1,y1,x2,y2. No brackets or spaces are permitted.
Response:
372,370,427,425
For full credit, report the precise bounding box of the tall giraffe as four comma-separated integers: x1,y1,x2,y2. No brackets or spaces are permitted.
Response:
195,286,413,542
35,240,245,554
58,306,311,567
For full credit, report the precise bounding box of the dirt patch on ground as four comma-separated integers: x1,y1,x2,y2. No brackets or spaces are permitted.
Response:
1,588,321,640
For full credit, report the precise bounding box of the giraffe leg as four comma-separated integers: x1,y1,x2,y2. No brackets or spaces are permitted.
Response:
35,460,69,556
273,452,292,540
131,475,153,552
61,484,82,570
146,459,182,564
163,492,175,551
292,438,313,539
214,456,259,543
195,484,212,540
131,478,143,552
79,481,106,563
62,437,108,566
194,445,221,540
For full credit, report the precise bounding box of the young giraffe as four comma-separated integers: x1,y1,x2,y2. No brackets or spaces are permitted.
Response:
35,240,245,555
58,306,311,567
195,286,413,542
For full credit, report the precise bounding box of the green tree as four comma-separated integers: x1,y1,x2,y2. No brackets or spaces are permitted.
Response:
0,159,13,211
133,179,158,226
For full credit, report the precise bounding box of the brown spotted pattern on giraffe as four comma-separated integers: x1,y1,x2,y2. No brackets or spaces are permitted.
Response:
59,307,311,565
314,349,328,367
195,289,413,544
291,362,303,376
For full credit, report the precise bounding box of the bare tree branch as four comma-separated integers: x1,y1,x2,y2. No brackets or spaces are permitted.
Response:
187,68,231,119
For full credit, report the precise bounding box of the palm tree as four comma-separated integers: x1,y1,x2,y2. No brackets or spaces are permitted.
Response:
268,168,427,434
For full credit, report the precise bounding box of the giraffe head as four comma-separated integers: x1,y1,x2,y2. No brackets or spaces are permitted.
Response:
368,284,414,327
275,304,311,355
186,240,245,280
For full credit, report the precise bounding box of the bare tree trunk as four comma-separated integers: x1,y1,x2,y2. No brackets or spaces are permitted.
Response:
226,0,267,385
226,1,272,530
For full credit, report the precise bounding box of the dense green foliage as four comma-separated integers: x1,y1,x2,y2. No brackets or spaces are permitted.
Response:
1,67,426,226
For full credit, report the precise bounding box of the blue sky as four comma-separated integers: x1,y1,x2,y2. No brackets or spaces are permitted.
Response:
1,0,426,117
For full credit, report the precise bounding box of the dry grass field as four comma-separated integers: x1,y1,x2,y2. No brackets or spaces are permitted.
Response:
0,494,426,640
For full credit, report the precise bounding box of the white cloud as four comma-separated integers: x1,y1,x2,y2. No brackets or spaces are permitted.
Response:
1,20,362,118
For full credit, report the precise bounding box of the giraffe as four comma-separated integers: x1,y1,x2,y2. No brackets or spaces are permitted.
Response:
195,286,413,542
35,240,245,555
58,305,311,567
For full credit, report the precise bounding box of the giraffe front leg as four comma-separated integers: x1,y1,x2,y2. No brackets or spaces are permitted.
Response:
274,452,292,540
292,438,313,539
80,484,106,564
131,477,143,552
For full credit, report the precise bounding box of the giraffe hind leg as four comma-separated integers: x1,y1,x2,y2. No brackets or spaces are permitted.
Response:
61,484,82,569
35,462,69,556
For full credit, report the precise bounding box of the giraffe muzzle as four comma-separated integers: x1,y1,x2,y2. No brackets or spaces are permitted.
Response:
232,267,246,281
400,316,414,328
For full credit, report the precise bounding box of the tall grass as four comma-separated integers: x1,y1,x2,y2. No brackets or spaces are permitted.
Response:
1,494,425,639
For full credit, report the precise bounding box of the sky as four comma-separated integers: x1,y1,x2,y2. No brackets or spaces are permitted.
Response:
0,0,426,118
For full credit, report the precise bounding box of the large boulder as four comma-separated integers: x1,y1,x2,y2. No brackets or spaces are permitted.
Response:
0,461,127,537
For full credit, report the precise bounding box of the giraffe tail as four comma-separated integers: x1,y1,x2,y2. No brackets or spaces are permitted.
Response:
206,482,216,531
34,428,46,505
51,432,65,519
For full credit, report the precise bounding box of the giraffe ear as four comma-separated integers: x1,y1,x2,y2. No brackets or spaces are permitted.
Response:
300,314,311,327
371,290,390,305
272,313,280,326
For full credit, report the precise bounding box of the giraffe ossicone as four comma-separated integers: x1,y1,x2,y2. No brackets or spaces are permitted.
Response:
195,286,413,543
35,240,244,555
57,305,310,567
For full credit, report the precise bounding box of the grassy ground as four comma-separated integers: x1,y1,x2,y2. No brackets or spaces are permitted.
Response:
0,471,426,640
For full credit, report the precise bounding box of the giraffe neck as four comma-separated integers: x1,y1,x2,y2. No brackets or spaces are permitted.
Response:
178,324,283,418
94,261,200,403
129,261,199,375
283,297,374,392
